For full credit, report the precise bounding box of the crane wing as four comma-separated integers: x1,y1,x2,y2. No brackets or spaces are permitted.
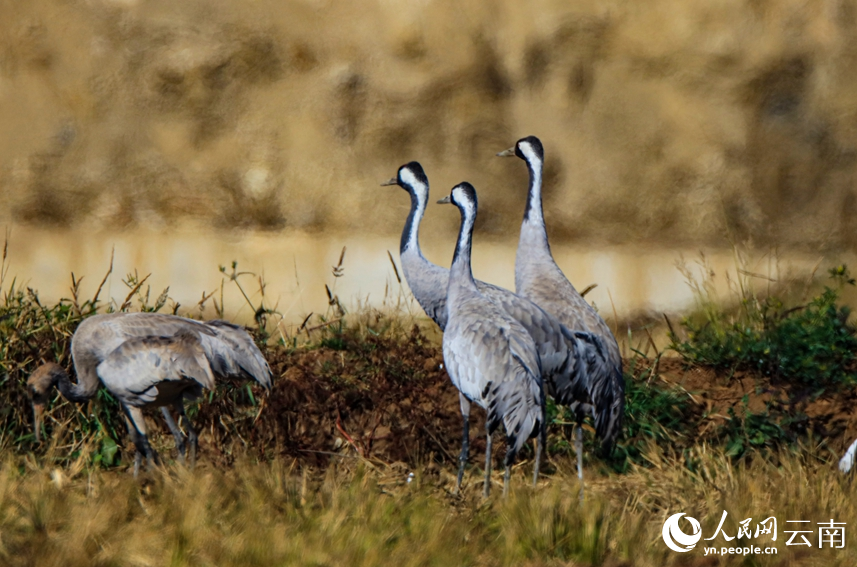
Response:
480,283,570,376
545,324,591,406
571,330,625,452
96,331,215,407
498,325,545,455
443,314,543,456
200,320,272,390
74,313,272,390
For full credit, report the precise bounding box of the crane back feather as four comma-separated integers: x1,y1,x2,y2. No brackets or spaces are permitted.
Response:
96,330,215,406
72,313,272,391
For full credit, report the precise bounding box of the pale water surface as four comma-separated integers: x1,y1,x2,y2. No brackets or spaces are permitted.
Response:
3,226,837,332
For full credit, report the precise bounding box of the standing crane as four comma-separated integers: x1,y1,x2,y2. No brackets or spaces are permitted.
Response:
439,181,544,497
27,313,272,475
498,136,625,489
384,162,593,488
840,438,857,473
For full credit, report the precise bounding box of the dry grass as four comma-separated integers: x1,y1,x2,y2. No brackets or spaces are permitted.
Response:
4,246,857,565
0,446,854,566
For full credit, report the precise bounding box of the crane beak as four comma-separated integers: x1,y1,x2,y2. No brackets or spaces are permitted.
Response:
496,147,516,157
32,401,44,443
437,195,452,205
380,177,398,186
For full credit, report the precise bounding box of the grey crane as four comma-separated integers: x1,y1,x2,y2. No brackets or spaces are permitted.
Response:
27,313,272,474
840,438,857,473
498,136,625,480
439,181,545,497
384,162,594,489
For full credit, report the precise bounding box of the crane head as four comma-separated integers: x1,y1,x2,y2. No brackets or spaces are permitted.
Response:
438,182,477,211
381,162,429,201
27,363,64,442
496,135,544,163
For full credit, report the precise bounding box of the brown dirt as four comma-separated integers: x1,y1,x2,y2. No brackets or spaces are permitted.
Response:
656,357,857,454
193,327,488,468
185,336,857,471
22,322,857,470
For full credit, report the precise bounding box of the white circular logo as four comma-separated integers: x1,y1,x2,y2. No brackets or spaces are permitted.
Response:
662,512,702,553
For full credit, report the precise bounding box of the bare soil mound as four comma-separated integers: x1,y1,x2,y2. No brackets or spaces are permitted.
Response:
657,357,857,456
188,330,857,470
194,327,488,468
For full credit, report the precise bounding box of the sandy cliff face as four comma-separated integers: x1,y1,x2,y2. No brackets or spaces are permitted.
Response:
2,0,857,249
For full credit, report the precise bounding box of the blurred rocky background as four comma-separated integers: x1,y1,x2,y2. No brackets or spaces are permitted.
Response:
2,0,857,250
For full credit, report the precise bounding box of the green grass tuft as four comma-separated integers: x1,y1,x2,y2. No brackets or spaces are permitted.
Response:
672,264,857,391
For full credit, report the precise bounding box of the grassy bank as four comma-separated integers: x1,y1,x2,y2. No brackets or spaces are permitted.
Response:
3,249,857,564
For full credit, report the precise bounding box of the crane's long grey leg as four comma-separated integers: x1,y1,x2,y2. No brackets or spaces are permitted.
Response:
123,413,143,479
533,393,547,488
504,440,517,499
160,407,186,461
575,423,584,503
455,393,471,495
123,405,159,474
174,400,198,467
532,417,546,488
484,431,493,498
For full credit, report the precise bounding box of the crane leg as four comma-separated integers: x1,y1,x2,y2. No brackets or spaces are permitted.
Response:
532,405,547,488
455,393,471,495
123,405,159,475
160,407,186,461
575,422,584,503
504,440,517,499
123,412,144,478
484,431,493,498
174,401,198,467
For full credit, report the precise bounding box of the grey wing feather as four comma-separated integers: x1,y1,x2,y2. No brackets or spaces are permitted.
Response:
401,250,572,382
480,283,570,378
505,324,543,380
74,313,215,363
489,363,542,456
494,333,544,455
444,308,544,457
201,320,272,390
572,331,624,452
74,313,272,390
536,324,589,406
513,250,626,447
402,242,569,374
96,334,215,406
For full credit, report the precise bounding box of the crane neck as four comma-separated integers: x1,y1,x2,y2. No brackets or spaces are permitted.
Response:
523,155,546,228
518,155,552,258
449,202,476,289
400,187,427,256
52,366,96,404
